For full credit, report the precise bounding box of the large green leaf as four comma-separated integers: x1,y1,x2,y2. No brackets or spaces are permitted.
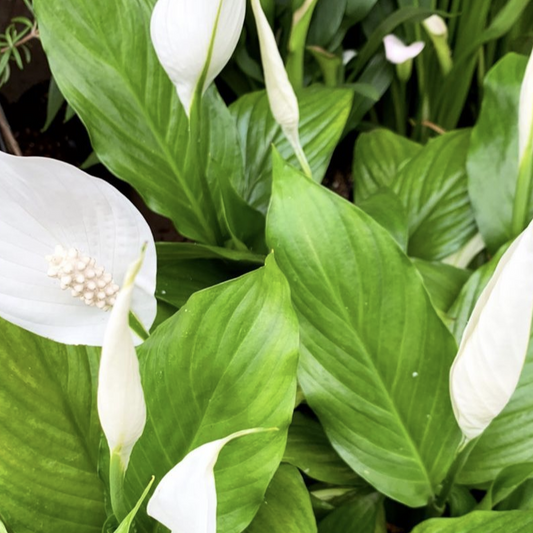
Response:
155,242,262,309
266,153,461,507
412,511,533,532
34,0,262,248
318,492,386,533
394,130,477,261
353,128,421,202
126,256,300,533
447,245,533,485
467,53,528,253
0,319,106,532
246,465,317,533
283,412,359,485
230,86,353,213
412,260,471,314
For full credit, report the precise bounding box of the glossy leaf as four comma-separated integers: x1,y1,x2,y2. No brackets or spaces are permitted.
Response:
266,153,461,507
412,511,533,532
318,493,386,533
0,319,106,532
283,412,359,485
246,465,317,533
125,256,300,532
412,260,471,313
358,189,409,250
116,478,154,533
394,130,477,261
477,463,533,510
353,128,421,202
467,54,528,253
34,0,260,248
230,86,352,213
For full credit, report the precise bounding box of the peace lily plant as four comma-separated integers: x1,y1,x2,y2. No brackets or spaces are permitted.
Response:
4,0,533,532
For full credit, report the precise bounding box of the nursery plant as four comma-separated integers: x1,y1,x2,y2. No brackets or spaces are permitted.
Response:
2,0,533,532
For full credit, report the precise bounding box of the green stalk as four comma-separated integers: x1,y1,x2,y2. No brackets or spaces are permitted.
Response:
109,450,129,522
431,437,478,515
512,146,533,235
286,0,320,89
391,79,407,136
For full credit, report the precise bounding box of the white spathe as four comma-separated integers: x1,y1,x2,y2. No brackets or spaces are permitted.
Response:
383,34,425,65
147,428,268,533
519,46,533,166
98,252,147,470
450,221,533,441
250,0,310,175
0,151,156,346
423,15,448,37
151,0,246,115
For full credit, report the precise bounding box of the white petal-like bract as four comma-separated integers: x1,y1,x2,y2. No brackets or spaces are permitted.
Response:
450,221,533,441
151,0,246,115
0,152,156,346
423,15,448,37
251,0,310,175
147,428,269,533
519,47,533,166
383,34,425,65
98,252,147,470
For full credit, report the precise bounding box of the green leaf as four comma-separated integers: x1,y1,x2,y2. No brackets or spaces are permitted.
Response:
318,492,386,533
358,189,409,250
412,511,533,532
353,128,422,202
283,412,359,485
230,86,353,213
34,0,260,248
125,256,300,532
246,465,317,533
477,463,533,511
497,479,533,511
266,153,461,507
467,53,528,253
393,130,477,261
156,242,265,264
448,485,476,518
0,319,106,532
412,259,471,314
115,477,154,533
42,76,65,131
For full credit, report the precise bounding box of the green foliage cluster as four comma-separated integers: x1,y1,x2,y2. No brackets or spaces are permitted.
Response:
2,0,533,532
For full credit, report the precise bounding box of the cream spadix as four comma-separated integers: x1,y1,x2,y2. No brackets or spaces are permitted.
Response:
97,250,147,471
250,0,311,177
450,221,533,441
0,151,156,346
147,428,274,533
151,0,246,116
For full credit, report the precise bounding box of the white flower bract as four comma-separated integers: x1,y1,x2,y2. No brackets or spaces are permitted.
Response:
383,34,425,65
151,0,246,115
147,428,268,533
450,221,533,441
98,252,147,470
250,0,310,175
0,151,157,346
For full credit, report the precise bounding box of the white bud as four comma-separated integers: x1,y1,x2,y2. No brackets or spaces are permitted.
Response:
151,0,246,116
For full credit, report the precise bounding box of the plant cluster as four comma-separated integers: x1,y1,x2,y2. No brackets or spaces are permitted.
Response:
1,1,533,532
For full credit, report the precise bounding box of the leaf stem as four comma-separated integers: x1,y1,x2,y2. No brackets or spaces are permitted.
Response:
432,437,478,515
109,450,129,522
512,147,533,236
